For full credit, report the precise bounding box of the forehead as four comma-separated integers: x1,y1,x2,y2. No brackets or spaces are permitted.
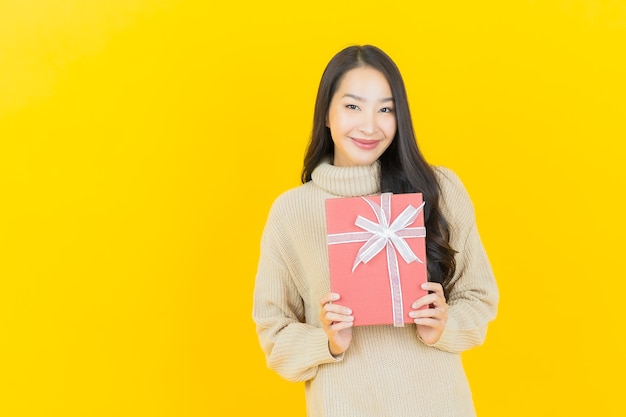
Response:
335,66,392,96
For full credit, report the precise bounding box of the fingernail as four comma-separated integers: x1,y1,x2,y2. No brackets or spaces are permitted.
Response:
421,283,428,289
331,293,340,300
345,308,352,315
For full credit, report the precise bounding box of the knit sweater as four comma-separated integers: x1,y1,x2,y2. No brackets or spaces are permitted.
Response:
253,161,499,417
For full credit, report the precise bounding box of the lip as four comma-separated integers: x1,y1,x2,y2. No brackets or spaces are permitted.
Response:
351,137,380,150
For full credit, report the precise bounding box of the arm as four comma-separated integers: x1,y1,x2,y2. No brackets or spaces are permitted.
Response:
421,168,499,353
252,206,341,382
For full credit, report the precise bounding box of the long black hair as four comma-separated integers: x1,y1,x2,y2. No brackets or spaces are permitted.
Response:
302,45,457,294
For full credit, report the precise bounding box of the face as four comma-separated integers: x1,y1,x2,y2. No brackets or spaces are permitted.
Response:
327,66,396,167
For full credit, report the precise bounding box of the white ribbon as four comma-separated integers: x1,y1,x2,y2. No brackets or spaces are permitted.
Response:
327,193,426,326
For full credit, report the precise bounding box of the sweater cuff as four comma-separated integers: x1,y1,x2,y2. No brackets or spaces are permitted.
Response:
310,327,344,363
419,315,458,351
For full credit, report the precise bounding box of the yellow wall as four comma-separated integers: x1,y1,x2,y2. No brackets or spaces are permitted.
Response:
1,1,625,415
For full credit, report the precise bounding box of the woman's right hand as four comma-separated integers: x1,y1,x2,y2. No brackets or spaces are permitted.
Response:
319,293,353,356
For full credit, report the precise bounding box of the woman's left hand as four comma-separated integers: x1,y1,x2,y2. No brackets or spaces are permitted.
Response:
409,282,448,345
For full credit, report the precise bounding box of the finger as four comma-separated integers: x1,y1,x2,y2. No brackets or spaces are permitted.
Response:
320,293,340,306
324,303,352,315
410,307,446,320
325,313,354,323
322,306,354,327
412,293,443,309
413,317,442,327
330,321,353,331
421,282,445,297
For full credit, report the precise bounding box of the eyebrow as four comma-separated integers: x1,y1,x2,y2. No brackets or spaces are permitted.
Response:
342,93,394,103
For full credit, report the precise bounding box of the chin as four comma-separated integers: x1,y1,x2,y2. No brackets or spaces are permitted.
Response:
352,158,378,167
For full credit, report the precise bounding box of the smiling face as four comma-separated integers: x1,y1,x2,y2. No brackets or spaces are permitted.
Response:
326,66,397,167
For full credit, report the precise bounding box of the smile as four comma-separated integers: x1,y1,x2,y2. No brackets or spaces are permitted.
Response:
351,138,380,150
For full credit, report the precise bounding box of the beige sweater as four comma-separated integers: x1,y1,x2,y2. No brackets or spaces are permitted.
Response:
253,161,499,417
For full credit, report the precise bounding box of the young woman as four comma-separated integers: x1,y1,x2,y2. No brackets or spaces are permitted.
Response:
253,44,499,417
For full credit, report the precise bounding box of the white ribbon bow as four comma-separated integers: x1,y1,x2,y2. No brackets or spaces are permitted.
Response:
352,195,425,272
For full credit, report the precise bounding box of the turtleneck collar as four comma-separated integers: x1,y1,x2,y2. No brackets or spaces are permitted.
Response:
310,159,381,197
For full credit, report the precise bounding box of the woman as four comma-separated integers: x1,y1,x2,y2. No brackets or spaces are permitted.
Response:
253,44,499,417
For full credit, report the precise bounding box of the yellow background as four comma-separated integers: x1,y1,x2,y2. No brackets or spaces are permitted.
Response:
1,0,625,415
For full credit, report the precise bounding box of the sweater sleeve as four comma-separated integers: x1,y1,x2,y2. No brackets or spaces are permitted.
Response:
423,168,499,353
252,200,340,382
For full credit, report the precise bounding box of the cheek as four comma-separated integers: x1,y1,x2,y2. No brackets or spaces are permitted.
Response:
382,118,397,138
328,112,351,134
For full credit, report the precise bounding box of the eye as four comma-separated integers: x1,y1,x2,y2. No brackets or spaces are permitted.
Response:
345,104,359,110
380,107,394,113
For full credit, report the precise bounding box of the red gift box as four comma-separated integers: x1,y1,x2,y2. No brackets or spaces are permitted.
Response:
325,193,427,326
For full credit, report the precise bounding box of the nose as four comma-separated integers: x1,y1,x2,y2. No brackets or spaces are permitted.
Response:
358,112,377,136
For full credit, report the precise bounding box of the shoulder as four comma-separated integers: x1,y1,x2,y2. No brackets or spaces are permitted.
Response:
264,181,324,229
268,182,317,215
432,166,475,227
432,166,465,193
261,182,326,249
